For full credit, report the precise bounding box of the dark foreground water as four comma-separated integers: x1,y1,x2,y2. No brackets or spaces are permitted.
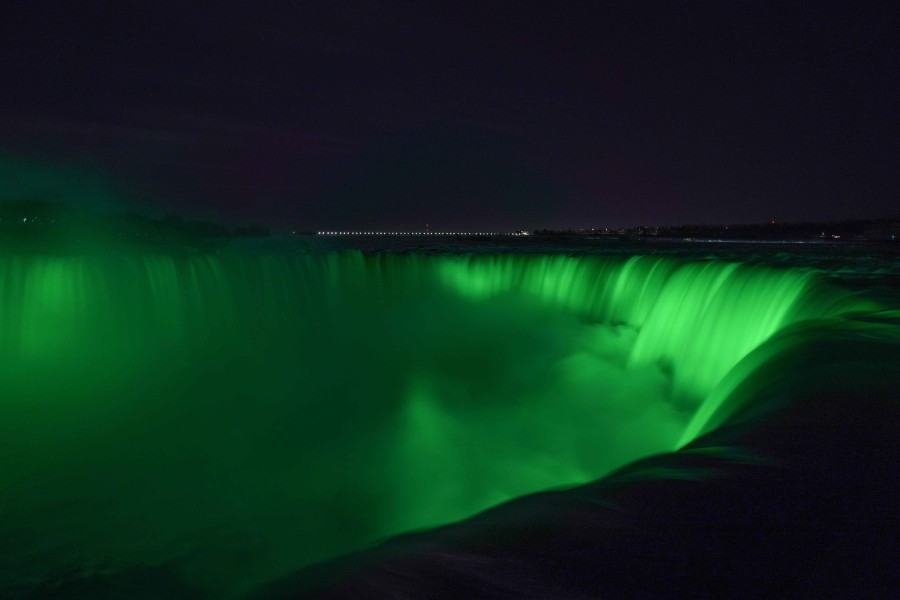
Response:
1,238,898,598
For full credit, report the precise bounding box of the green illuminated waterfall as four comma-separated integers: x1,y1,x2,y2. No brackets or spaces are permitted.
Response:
0,251,879,596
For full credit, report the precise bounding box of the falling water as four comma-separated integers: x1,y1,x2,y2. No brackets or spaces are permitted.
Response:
0,250,881,597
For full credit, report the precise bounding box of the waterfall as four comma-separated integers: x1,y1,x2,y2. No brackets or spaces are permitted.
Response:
0,250,882,597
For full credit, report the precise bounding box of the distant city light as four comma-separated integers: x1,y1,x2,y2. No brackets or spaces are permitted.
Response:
314,230,529,237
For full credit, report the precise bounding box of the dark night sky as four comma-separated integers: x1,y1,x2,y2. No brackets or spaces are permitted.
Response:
1,1,898,231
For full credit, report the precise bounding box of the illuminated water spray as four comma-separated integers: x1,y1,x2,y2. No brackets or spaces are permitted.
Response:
0,251,874,595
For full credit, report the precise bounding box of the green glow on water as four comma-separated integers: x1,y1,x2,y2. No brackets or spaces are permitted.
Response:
439,254,866,401
0,251,874,595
